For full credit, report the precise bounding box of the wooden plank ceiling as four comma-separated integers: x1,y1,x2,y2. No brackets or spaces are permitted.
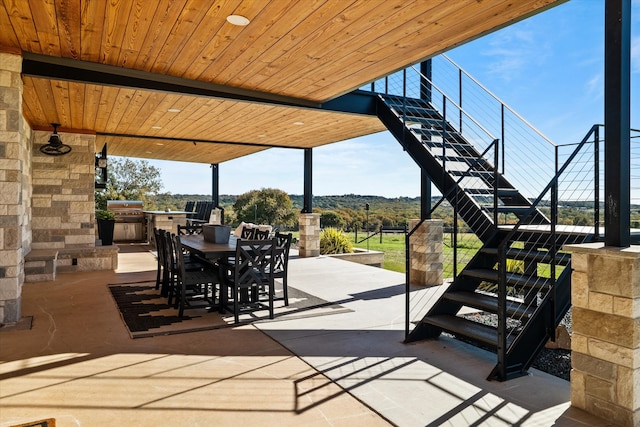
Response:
1,0,563,164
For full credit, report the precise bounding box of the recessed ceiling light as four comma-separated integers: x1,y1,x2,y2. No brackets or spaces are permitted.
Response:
146,151,152,154
167,108,181,113
151,126,162,129
155,143,164,146
258,134,266,138
227,15,250,26
293,121,304,125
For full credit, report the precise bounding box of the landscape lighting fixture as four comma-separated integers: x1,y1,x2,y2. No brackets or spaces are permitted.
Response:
40,123,72,156
226,15,250,26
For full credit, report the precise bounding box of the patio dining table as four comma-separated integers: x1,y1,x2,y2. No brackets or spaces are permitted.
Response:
178,234,237,261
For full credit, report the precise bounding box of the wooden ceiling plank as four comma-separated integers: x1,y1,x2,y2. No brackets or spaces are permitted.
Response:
103,87,137,130
93,83,120,131
254,0,421,94
56,0,82,59
115,89,152,133
174,0,250,81
31,78,58,125
82,82,102,130
68,81,85,129
28,0,62,57
165,99,230,138
206,0,316,84
231,0,359,91
179,0,260,81
123,91,175,135
21,78,46,125
174,101,256,141
117,0,159,69
264,0,450,99
148,0,212,75
135,0,190,72
217,0,337,87
0,3,20,49
306,1,554,101
100,0,134,64
49,79,71,128
153,96,219,138
80,0,106,62
2,0,43,53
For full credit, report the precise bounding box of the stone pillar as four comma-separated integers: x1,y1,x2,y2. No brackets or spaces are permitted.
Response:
0,52,27,324
408,219,443,286
565,243,640,427
298,213,320,257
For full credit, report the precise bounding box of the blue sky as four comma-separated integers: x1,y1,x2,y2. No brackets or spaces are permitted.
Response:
146,0,639,198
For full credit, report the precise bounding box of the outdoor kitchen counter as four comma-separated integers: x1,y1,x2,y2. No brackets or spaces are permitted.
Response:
144,211,190,243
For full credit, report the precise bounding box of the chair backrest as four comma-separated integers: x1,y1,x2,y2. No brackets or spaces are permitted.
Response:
177,224,203,235
202,202,214,222
234,238,277,286
240,226,255,239
184,201,195,213
274,232,292,273
153,227,165,265
171,233,186,280
254,228,270,240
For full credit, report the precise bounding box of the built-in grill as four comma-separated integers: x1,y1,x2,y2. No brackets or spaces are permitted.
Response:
107,200,145,241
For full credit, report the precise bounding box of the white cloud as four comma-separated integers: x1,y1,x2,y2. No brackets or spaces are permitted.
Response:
481,27,551,82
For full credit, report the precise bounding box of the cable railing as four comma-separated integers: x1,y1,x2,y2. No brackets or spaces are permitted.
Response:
364,55,558,204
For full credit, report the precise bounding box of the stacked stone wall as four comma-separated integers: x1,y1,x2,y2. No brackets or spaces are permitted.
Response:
299,213,320,257
31,131,96,250
0,52,30,323
408,219,443,286
568,243,640,427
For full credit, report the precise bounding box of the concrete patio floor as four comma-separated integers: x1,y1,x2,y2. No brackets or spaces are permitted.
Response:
0,244,609,426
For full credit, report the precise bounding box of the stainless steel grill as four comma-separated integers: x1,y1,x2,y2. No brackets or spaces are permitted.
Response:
107,200,144,223
107,200,144,241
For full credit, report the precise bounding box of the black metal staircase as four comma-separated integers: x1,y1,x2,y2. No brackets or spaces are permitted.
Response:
369,60,604,381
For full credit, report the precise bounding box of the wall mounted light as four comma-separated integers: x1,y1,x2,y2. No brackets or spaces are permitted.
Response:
95,143,108,189
40,123,72,156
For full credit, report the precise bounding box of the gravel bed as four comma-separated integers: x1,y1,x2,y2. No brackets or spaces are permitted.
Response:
455,309,572,381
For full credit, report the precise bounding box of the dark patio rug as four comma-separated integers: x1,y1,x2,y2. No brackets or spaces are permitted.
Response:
108,280,351,338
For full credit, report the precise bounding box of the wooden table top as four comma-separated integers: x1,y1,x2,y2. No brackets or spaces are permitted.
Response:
179,234,237,259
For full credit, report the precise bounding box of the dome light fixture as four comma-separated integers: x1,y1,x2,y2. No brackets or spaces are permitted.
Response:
226,14,250,26
40,123,72,156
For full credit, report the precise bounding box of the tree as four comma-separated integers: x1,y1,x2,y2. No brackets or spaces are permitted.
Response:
320,211,345,229
233,188,296,227
95,158,163,210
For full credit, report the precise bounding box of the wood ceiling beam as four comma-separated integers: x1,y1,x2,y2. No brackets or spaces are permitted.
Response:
21,52,320,109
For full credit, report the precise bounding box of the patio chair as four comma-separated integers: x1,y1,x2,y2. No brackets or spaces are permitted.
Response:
171,234,220,317
240,226,255,239
177,224,203,235
254,228,270,240
272,232,293,306
153,227,167,292
219,238,277,324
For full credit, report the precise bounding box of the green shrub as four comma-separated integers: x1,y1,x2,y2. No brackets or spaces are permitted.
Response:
96,209,115,220
320,228,354,255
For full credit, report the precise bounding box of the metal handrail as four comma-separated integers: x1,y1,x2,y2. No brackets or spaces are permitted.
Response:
441,54,557,148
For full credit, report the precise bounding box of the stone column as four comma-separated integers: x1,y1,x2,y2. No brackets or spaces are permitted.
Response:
298,213,320,257
0,52,27,324
565,243,640,427
408,219,443,286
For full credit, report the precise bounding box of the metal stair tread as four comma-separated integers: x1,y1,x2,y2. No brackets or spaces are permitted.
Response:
462,268,551,289
481,247,571,265
424,314,501,347
444,291,536,318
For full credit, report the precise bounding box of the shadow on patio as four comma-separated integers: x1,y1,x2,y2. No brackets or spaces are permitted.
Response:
0,245,606,427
